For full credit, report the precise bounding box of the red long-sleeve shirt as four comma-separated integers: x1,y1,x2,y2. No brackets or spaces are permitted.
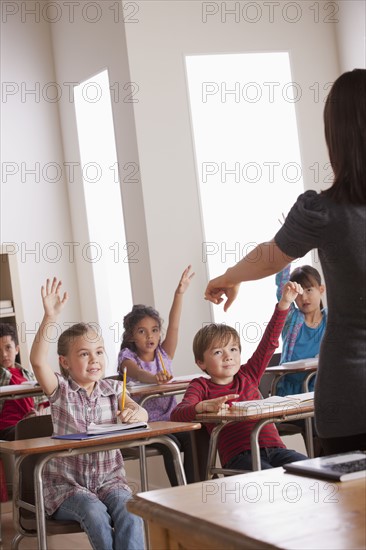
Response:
171,305,288,466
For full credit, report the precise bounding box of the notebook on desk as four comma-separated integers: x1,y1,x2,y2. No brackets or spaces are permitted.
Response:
280,358,319,369
229,392,314,413
52,421,149,440
283,451,366,481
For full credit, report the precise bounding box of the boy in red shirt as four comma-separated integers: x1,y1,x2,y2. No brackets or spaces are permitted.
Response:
171,281,307,470
0,323,48,440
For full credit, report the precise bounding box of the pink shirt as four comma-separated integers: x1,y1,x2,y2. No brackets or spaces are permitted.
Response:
42,373,130,516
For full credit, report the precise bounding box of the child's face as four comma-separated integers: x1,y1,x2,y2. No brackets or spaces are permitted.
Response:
295,283,324,315
59,331,106,390
132,316,161,355
0,335,19,369
197,336,241,385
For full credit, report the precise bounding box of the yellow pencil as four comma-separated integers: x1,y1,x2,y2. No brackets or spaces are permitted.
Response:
121,366,127,411
158,350,167,376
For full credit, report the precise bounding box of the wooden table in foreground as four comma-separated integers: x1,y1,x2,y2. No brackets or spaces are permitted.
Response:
128,467,366,550
0,421,201,550
197,403,315,476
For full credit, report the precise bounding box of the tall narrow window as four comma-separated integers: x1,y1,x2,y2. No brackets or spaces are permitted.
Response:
74,70,132,368
186,52,312,358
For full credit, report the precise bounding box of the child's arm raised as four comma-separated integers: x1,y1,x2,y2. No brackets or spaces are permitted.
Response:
161,265,195,359
30,278,68,396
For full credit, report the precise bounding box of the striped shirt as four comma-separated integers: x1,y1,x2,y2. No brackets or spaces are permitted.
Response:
171,305,288,467
43,373,130,516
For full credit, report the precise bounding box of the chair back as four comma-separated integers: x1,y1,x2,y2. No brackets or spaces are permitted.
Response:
15,415,54,509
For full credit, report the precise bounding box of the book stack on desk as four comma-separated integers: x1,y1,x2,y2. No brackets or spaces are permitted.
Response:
52,421,149,440
229,392,314,414
0,299,14,317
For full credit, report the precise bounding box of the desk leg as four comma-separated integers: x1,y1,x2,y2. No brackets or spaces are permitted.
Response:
34,455,50,550
139,446,148,491
270,375,282,396
148,436,187,486
250,419,272,471
205,424,226,480
304,417,314,458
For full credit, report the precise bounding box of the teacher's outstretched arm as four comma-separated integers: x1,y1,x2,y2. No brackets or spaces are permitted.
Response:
204,239,294,311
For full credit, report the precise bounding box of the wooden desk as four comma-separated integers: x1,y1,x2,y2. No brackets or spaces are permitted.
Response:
266,363,318,396
127,467,366,550
0,421,201,550
197,403,314,477
0,384,44,401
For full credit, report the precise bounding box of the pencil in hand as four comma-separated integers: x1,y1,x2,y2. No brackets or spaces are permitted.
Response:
158,350,167,376
121,366,127,412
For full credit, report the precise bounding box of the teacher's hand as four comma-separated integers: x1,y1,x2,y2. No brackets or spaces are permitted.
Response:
204,272,241,312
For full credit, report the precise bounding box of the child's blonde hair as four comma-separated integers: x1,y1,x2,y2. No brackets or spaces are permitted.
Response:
193,324,241,363
57,323,100,377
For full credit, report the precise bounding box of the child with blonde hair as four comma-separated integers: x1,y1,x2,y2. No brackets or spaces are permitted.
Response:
30,278,146,550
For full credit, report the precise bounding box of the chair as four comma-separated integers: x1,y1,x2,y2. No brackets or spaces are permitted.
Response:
11,415,83,550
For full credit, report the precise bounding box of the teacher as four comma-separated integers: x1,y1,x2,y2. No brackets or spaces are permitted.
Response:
204,69,366,455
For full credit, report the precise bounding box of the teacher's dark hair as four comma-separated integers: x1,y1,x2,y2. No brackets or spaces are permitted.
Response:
323,68,366,204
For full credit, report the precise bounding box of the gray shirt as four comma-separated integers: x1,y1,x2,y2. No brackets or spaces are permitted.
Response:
275,190,366,438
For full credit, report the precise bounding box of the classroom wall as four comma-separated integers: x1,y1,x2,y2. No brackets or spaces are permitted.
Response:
335,1,366,71
1,3,80,368
122,0,340,371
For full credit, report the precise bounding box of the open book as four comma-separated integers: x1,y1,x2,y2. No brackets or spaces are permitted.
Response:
280,357,318,369
229,392,314,414
52,421,149,440
283,451,366,482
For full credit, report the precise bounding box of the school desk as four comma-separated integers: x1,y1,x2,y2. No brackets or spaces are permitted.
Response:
196,402,315,477
127,374,211,406
0,420,201,550
265,363,318,396
127,466,366,550
0,384,44,402
0,385,44,543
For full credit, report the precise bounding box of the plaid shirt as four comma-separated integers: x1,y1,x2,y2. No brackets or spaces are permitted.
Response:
43,373,130,516
0,363,49,414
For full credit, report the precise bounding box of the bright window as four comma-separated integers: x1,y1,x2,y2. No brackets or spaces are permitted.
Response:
186,52,312,359
74,70,132,371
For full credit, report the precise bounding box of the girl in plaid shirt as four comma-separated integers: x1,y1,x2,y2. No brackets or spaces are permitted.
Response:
30,278,147,550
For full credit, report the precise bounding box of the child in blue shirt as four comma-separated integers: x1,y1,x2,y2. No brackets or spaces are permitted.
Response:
275,264,327,396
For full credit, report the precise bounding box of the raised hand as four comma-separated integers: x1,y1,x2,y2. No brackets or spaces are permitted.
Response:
278,281,303,310
41,277,68,319
176,265,195,295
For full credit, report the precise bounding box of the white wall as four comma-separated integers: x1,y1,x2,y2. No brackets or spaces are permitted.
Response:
122,0,340,371
1,3,80,368
336,1,366,71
